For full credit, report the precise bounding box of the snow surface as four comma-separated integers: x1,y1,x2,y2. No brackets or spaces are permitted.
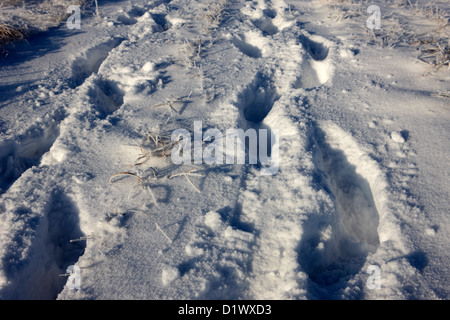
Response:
0,0,448,300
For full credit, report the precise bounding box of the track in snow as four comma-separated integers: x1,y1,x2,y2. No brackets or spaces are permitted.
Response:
70,38,125,89
0,0,411,300
0,108,65,195
237,70,279,164
299,123,381,298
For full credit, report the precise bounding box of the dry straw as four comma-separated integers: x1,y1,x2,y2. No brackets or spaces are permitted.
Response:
0,24,23,46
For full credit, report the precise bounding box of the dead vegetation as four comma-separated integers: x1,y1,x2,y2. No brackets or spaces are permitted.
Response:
322,0,449,75
0,0,87,50
412,38,449,74
109,129,205,207
0,24,23,45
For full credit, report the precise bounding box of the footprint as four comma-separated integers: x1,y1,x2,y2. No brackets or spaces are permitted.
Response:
0,188,86,299
231,34,262,59
177,208,255,299
236,71,279,164
240,0,282,36
0,109,65,195
88,77,125,118
262,8,277,19
293,59,324,89
252,16,279,35
129,6,147,19
117,13,138,25
117,4,151,25
390,130,408,144
298,123,381,298
45,189,86,298
405,251,428,273
294,36,333,89
70,38,125,88
240,72,279,124
150,13,172,32
298,35,329,61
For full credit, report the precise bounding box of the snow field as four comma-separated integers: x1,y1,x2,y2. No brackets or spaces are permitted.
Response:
0,0,448,300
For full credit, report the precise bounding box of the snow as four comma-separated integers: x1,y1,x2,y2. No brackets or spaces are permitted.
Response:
0,0,449,300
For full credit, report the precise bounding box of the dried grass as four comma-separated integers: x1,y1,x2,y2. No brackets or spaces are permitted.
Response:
0,0,87,49
0,24,23,45
322,0,449,74
412,38,449,73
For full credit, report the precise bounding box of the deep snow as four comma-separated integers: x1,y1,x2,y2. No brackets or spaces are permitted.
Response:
0,0,448,300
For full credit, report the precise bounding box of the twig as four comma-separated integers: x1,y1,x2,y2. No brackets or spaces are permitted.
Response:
155,222,172,244
168,168,203,193
144,184,158,206
151,94,191,115
110,172,143,183
432,91,450,98
70,235,93,243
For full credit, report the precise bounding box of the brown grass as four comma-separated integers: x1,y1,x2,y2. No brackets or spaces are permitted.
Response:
0,24,23,46
0,0,87,49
